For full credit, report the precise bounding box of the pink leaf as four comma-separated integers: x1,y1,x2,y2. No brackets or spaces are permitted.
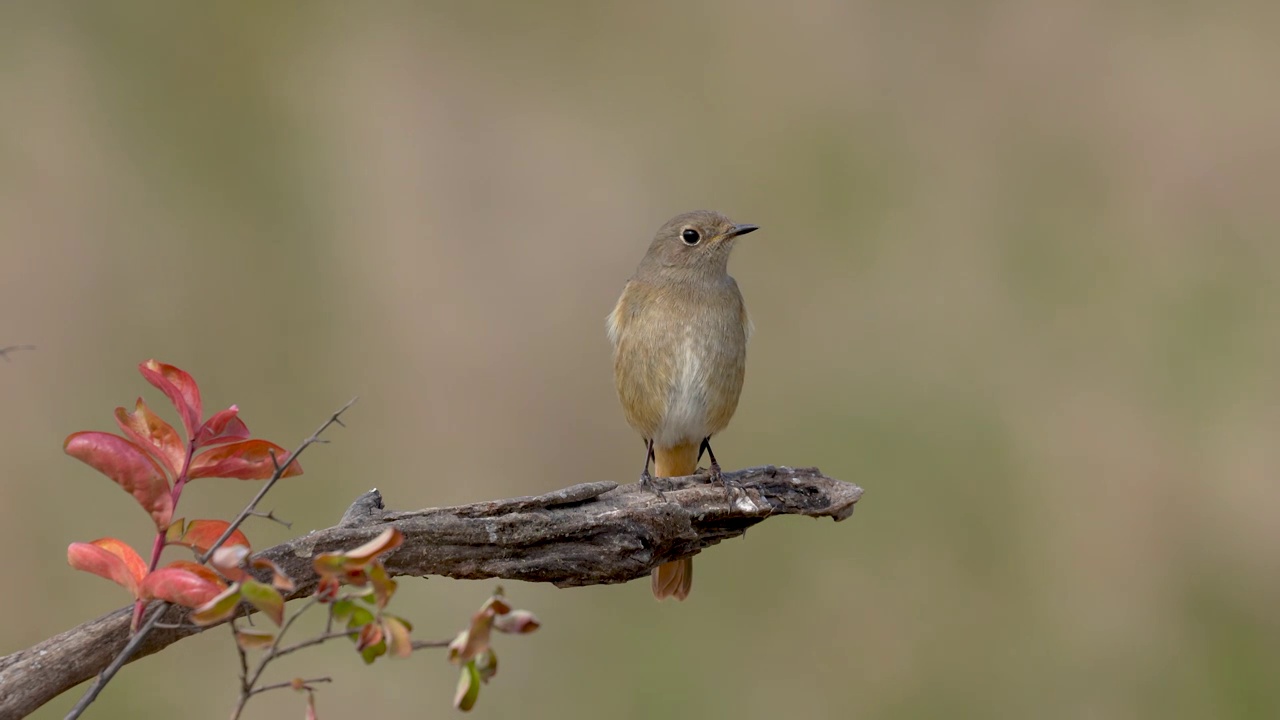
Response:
141,567,225,608
194,406,250,449
189,440,303,480
163,560,227,589
211,545,251,582
114,397,185,478
448,607,497,666
138,360,202,439
384,616,413,658
493,609,541,634
67,538,148,598
64,431,174,530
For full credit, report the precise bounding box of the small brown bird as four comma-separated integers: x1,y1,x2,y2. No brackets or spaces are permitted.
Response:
607,210,758,600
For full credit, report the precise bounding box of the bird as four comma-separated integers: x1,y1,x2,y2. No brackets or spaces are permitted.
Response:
607,210,758,600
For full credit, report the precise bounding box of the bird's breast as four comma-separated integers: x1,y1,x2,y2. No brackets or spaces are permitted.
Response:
611,282,747,448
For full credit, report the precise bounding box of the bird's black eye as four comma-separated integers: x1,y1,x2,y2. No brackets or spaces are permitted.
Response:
681,228,701,245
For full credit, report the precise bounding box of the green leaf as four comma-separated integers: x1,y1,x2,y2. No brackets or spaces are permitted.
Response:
369,562,397,609
191,585,243,626
331,598,355,621
239,578,285,626
346,605,375,630
454,660,481,712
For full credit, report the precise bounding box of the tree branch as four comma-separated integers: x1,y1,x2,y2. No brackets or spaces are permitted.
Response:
0,465,860,718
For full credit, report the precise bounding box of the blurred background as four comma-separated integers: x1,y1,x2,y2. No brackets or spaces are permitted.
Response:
3,1,1278,718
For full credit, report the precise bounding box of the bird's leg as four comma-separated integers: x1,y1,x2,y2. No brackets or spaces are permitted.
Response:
699,437,743,498
638,438,665,500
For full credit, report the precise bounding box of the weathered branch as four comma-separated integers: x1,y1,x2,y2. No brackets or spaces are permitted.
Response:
0,465,861,718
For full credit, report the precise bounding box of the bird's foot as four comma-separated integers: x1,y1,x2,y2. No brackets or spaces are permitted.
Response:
639,469,667,501
708,462,745,503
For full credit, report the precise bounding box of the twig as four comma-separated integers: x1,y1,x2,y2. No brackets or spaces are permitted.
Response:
410,639,452,651
246,509,292,529
198,397,357,564
270,630,356,662
230,595,323,718
63,603,169,719
0,344,35,362
248,677,332,697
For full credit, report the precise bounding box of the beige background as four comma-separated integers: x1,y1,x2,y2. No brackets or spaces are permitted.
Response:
3,2,1278,718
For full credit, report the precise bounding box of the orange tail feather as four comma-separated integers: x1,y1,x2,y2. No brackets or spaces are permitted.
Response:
651,442,699,600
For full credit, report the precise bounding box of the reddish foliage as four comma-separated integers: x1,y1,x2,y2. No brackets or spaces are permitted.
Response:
189,439,300,480
64,432,174,531
64,360,304,622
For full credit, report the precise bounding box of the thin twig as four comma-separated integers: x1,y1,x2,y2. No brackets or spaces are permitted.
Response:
231,614,251,697
249,677,332,697
246,509,292,529
0,344,35,362
231,596,321,720
410,639,452,651
199,397,358,565
270,629,355,662
63,603,169,720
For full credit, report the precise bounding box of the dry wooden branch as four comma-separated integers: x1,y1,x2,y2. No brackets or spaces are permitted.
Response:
0,465,861,718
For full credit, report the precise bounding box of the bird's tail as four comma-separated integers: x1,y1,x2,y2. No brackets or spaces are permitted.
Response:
651,442,699,600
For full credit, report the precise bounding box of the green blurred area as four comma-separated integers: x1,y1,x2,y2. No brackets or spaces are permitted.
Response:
3,1,1278,718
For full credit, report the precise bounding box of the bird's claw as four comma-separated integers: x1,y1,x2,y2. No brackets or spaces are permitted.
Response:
708,464,747,504
639,470,667,501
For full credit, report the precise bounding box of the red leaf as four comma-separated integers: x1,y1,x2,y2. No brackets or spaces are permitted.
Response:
141,567,224,608
189,440,303,480
194,406,250,449
67,538,148,598
251,556,296,591
64,431,174,530
172,519,251,555
138,360,202,439
114,397,186,478
356,621,383,652
163,560,227,589
315,576,340,603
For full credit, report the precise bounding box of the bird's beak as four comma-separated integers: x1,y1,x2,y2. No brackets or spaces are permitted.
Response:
728,224,759,238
